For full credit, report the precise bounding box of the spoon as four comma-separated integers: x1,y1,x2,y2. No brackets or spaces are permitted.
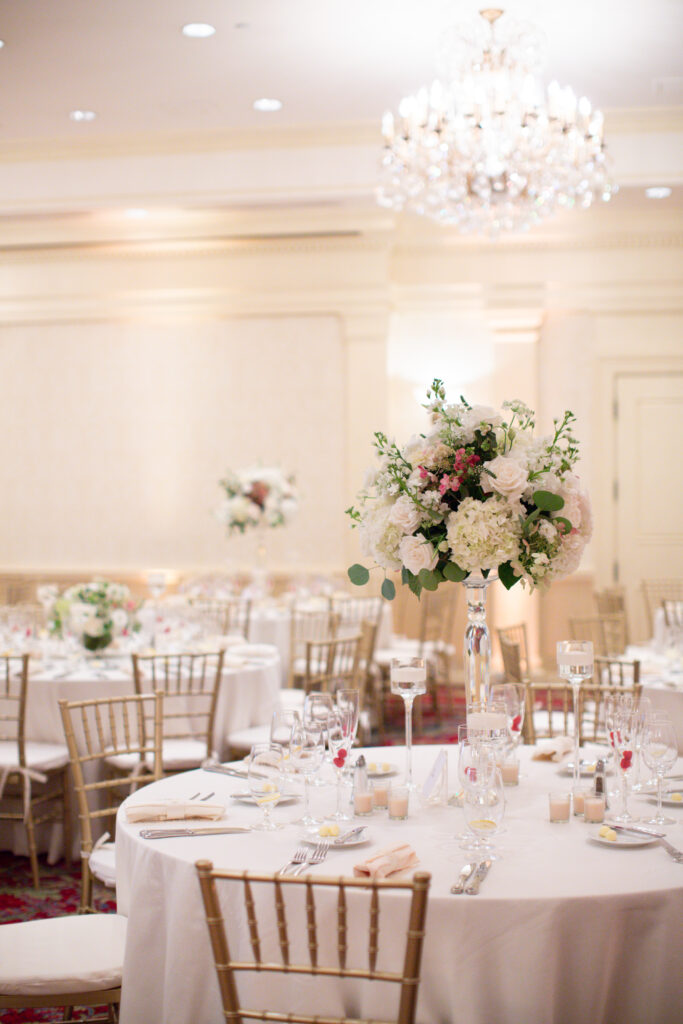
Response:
450,862,476,894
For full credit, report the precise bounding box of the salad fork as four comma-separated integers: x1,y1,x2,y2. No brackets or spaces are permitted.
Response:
277,846,308,876
292,841,329,875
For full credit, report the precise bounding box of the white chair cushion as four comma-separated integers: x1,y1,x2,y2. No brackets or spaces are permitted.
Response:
277,689,305,712
0,913,127,996
0,740,69,772
89,842,117,888
105,737,207,772
227,725,271,751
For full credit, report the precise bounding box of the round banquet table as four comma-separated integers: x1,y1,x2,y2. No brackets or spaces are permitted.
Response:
0,645,281,861
115,744,683,1024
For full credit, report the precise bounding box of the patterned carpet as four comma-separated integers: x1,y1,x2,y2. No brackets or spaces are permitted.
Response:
0,686,464,1021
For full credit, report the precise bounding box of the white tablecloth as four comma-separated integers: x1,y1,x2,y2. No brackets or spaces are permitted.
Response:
116,745,683,1024
0,646,281,860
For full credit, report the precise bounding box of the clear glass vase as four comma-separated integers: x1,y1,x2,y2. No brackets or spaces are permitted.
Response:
463,571,497,706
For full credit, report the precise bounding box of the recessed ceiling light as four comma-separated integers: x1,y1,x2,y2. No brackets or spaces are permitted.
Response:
0,41,5,49
645,186,672,200
69,109,96,122
182,23,215,38
124,209,149,219
253,98,282,112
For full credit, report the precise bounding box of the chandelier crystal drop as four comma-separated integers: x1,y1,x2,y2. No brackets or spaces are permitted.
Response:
377,8,616,236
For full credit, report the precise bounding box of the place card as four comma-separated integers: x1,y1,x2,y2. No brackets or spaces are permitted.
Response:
421,749,448,806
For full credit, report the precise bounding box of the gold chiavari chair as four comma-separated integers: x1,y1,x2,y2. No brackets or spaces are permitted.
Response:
524,682,574,744
579,662,642,745
662,599,683,629
288,607,340,688
496,624,532,682
59,691,163,914
195,861,431,1024
594,586,630,645
569,613,627,657
192,596,252,639
131,651,224,773
302,633,363,695
330,594,383,635
0,653,71,888
641,579,683,637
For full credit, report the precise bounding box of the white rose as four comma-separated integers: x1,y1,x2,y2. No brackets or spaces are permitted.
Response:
389,494,423,534
83,616,105,638
399,535,438,576
481,455,528,501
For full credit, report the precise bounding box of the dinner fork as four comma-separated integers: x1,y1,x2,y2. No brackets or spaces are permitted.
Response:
277,846,308,876
292,841,329,876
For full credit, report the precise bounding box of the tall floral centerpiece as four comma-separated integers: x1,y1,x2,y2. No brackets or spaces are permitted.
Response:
49,580,140,652
217,466,298,536
346,380,592,703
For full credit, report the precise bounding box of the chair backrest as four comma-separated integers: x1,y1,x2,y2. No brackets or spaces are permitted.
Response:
662,599,683,628
569,614,627,657
330,595,383,632
497,624,530,681
193,597,252,639
351,619,379,708
288,608,339,686
59,691,163,857
131,651,224,756
594,587,630,644
641,579,683,636
195,861,431,1024
303,633,362,695
0,653,30,766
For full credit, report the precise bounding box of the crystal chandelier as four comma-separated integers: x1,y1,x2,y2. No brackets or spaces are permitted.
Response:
377,8,615,235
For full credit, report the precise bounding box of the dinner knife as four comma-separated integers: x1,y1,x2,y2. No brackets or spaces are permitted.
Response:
450,862,476,894
139,826,252,839
465,859,492,895
202,762,268,780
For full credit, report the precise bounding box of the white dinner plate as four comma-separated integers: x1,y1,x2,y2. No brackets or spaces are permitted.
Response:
589,830,658,849
300,832,370,849
366,762,398,778
647,793,683,808
230,792,299,806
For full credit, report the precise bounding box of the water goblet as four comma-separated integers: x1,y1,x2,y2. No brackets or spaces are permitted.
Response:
327,708,353,821
557,640,593,799
248,743,284,831
641,714,678,826
390,657,427,790
489,683,525,748
289,720,325,827
462,762,505,860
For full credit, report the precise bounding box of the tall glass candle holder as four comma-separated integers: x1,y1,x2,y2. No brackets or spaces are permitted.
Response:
390,657,427,789
557,640,594,801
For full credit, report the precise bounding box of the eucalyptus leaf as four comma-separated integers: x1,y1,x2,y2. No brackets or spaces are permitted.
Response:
532,490,565,513
554,516,573,535
381,578,396,601
418,569,439,591
443,561,467,582
498,561,521,591
347,564,370,587
407,572,423,599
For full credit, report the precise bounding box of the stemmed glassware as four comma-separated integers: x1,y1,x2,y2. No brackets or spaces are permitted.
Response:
641,714,678,826
611,706,638,824
248,743,284,831
289,720,325,827
489,683,525,750
461,754,505,860
270,709,300,770
336,688,360,750
390,657,427,789
304,693,335,779
557,640,593,800
326,708,353,821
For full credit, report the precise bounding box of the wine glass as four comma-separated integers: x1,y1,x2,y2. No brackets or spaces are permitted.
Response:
631,695,652,793
611,707,638,824
336,688,360,750
304,692,335,780
289,720,325,827
641,714,678,826
248,743,284,831
461,761,505,860
326,708,353,821
489,683,525,749
270,709,300,770
557,640,593,798
390,657,427,789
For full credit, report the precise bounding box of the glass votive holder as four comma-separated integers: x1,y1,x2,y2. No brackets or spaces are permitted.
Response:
370,778,389,810
388,783,409,821
354,788,373,816
548,792,571,823
573,788,590,816
501,756,520,787
583,793,606,823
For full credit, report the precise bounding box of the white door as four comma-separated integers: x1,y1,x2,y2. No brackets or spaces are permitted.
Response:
615,373,683,641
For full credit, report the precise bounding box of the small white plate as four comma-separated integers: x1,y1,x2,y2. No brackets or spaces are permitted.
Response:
366,763,398,778
648,793,683,808
300,832,370,849
589,829,658,849
230,792,299,806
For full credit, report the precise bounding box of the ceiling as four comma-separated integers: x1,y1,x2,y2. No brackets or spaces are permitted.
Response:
1,0,681,143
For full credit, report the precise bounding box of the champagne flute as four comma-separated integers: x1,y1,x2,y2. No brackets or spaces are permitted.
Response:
248,743,284,831
270,709,300,770
304,692,335,779
641,714,678,826
336,688,360,749
289,720,325,827
611,707,638,823
327,708,353,821
557,640,593,801
390,657,427,789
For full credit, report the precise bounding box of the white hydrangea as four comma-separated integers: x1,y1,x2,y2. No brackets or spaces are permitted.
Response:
358,503,403,572
446,497,521,573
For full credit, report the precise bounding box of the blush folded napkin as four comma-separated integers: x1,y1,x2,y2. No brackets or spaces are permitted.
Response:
125,800,225,824
532,736,574,763
353,843,419,880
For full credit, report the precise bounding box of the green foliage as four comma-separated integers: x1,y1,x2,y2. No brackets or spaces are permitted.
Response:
532,490,565,512
443,561,467,582
348,564,370,586
418,568,440,591
498,561,521,591
381,578,396,601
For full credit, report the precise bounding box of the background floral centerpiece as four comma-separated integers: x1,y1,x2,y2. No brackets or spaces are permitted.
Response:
217,466,298,536
49,579,140,651
347,379,592,599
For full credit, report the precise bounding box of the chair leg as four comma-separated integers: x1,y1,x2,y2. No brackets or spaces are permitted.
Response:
23,784,40,889
80,857,94,914
62,766,73,865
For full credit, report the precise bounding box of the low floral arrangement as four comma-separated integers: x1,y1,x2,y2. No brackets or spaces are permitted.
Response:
218,466,298,535
44,580,140,651
346,380,592,599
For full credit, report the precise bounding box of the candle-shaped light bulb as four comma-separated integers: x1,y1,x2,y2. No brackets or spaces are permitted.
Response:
381,111,394,140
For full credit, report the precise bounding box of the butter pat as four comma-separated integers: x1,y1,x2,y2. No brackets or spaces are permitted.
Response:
670,792,682,802
318,823,340,838
598,825,617,842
